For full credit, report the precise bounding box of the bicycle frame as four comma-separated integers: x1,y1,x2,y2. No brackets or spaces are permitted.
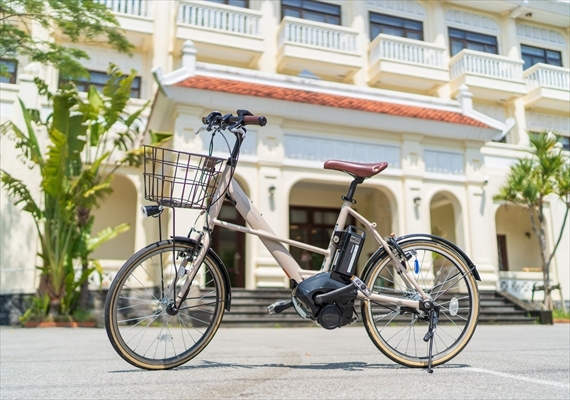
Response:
175,156,430,312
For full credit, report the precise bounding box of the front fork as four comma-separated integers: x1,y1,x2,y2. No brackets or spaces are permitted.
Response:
165,231,210,315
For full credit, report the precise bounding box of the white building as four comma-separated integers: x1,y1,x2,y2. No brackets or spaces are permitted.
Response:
1,0,569,304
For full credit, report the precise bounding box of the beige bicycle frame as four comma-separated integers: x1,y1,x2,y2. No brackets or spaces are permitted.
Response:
188,161,430,311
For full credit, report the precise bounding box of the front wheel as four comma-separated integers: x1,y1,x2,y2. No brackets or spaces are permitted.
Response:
361,237,479,368
105,239,228,370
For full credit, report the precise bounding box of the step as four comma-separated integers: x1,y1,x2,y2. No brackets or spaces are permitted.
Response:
221,289,537,326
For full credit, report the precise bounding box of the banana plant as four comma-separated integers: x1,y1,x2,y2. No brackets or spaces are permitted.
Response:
1,64,171,319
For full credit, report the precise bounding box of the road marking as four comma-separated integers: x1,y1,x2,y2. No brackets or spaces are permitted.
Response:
466,367,569,389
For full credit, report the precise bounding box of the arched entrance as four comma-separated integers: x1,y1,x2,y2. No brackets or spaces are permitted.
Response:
91,174,137,261
495,204,541,273
289,180,395,275
429,191,464,247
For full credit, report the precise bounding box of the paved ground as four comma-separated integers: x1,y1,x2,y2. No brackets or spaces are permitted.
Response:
1,324,569,399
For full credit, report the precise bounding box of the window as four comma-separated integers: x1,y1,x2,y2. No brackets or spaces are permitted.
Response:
369,13,423,41
521,45,562,70
281,0,341,25
206,0,249,7
0,59,18,84
289,206,355,270
449,28,497,56
59,70,142,98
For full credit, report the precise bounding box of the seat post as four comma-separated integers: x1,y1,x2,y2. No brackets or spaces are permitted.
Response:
342,177,364,203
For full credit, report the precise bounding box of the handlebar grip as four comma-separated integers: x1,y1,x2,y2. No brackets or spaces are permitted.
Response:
242,115,267,126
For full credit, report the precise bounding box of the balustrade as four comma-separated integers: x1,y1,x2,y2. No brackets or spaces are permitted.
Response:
178,0,261,36
524,63,570,91
278,17,358,53
96,0,149,17
450,49,524,81
369,34,446,68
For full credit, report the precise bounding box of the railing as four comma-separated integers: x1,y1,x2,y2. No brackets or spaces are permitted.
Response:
96,0,149,17
450,49,524,81
178,0,262,36
369,34,446,68
524,63,570,91
278,16,359,53
499,271,544,300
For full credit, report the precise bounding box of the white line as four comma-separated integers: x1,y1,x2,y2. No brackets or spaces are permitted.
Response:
465,367,569,389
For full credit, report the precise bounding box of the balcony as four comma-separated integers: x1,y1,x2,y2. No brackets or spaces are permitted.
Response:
276,17,362,81
368,34,448,93
523,64,570,113
449,49,526,102
96,0,153,35
176,1,263,68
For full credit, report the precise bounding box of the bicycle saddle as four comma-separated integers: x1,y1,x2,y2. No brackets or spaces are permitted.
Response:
323,160,388,179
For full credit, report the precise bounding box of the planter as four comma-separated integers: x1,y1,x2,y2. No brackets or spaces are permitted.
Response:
23,321,97,328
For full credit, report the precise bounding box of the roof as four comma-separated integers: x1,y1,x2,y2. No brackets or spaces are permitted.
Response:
176,76,490,128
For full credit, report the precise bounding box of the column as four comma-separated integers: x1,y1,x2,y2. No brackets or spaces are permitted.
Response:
464,141,498,291
254,117,288,287
401,134,426,234
346,0,368,87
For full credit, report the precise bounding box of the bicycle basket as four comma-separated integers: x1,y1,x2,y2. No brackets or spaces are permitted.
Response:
143,146,226,209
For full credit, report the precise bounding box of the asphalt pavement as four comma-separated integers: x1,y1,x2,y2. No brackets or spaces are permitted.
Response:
1,324,569,399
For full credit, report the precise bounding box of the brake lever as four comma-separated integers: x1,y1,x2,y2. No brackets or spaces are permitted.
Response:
195,126,207,135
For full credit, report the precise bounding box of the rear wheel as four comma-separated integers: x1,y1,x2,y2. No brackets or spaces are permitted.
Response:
105,240,227,370
361,238,479,368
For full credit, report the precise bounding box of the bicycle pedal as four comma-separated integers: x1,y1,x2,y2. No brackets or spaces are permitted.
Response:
267,300,293,315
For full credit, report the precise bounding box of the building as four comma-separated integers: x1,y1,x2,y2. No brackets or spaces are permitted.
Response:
1,0,569,305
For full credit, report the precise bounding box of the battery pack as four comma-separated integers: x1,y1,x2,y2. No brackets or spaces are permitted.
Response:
331,226,365,277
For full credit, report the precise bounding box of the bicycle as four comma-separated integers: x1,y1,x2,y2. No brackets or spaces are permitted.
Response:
104,110,480,373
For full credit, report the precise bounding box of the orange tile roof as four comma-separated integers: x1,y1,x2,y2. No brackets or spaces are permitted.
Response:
176,76,490,128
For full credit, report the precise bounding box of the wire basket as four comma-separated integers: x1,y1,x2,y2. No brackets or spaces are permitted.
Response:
143,146,226,209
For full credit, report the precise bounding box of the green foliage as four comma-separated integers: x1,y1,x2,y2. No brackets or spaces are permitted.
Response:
1,64,171,319
494,132,570,310
18,294,50,323
553,308,570,320
0,0,133,78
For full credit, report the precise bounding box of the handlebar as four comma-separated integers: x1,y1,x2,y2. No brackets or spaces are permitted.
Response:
201,110,267,127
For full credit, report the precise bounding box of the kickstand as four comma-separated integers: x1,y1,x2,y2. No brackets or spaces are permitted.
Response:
423,305,440,374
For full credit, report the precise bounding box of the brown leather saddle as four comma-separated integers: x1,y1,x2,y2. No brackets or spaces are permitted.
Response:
323,160,388,179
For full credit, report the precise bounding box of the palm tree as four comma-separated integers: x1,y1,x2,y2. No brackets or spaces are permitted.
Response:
495,132,570,311
1,65,169,319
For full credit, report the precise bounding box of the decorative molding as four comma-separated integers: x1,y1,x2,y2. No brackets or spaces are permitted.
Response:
425,150,464,175
516,24,566,46
526,111,570,135
445,9,499,33
284,134,401,168
366,0,426,18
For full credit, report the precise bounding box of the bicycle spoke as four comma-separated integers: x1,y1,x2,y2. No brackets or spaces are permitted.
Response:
362,238,479,368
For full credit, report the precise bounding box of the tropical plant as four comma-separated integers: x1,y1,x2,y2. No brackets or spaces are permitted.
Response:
0,0,133,79
1,64,170,319
494,132,570,311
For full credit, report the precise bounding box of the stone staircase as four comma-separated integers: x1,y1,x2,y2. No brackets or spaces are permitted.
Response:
221,288,538,327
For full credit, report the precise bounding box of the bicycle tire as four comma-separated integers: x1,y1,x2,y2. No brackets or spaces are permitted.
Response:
105,239,228,370
361,237,479,368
